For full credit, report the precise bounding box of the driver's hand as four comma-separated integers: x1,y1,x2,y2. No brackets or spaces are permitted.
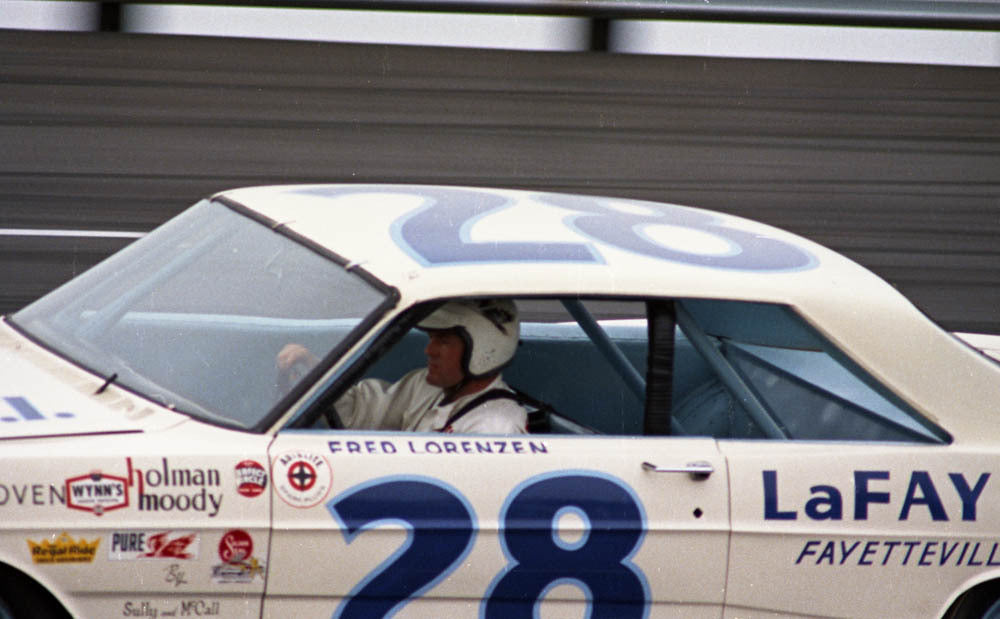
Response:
276,343,319,372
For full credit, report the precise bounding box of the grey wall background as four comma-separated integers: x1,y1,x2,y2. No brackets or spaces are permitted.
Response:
2,28,998,332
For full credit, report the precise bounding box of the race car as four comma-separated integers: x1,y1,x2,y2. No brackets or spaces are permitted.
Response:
1,184,999,619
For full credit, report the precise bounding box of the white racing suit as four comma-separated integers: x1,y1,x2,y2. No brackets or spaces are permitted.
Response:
334,368,527,434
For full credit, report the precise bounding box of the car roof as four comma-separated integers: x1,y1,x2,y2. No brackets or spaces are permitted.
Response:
219,184,1000,444
219,183,871,305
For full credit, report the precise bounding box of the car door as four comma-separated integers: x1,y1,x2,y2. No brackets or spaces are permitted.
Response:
262,298,730,618
263,430,727,618
721,442,997,619
664,298,983,618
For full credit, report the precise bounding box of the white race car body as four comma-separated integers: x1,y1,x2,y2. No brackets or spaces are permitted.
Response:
1,185,998,619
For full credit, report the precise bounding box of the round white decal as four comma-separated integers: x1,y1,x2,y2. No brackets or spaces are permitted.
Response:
272,450,332,508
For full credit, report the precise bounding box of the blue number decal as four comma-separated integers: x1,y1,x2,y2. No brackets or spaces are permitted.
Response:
292,184,813,272
483,472,649,618
328,477,475,619
539,193,814,272
392,187,597,266
327,472,650,617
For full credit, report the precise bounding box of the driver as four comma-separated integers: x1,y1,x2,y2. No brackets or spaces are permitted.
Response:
278,299,527,434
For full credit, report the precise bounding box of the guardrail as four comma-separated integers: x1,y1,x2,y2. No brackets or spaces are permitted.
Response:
106,0,1000,29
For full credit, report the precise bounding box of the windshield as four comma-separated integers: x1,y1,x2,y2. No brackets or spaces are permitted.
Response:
11,199,390,430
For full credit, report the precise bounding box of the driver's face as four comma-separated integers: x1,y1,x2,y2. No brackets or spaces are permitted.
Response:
424,330,466,389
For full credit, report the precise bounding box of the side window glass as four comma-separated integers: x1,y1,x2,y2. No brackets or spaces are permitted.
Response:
505,299,648,435
303,295,945,443
336,298,650,436
671,299,948,443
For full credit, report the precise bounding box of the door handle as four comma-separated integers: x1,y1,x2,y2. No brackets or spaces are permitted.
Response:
642,460,714,480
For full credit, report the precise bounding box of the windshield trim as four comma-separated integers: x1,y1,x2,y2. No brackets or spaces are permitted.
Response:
214,195,394,297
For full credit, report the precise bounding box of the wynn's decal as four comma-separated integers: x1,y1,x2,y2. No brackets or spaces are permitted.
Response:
66,471,129,516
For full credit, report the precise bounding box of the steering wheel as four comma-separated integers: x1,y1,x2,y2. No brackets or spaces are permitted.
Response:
276,358,312,396
275,360,345,430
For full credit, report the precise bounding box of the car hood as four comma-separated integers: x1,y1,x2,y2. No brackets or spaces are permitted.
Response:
0,323,181,440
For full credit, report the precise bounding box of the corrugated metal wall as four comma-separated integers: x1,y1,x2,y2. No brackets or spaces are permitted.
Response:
2,29,998,331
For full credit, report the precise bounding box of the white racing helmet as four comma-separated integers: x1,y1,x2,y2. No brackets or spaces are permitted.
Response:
418,299,520,378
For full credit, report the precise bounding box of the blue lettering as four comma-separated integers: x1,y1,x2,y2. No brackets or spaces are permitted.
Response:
918,542,938,566
762,471,796,520
949,472,989,521
805,485,843,520
854,471,890,520
2,396,46,421
475,442,493,453
858,541,879,566
796,540,821,564
838,541,860,564
817,542,835,565
967,542,984,566
881,541,901,565
940,541,961,565
899,471,948,521
988,543,1000,566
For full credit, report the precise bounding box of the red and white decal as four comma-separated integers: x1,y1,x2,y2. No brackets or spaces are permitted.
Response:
212,529,265,584
65,470,129,516
218,529,253,564
272,450,332,508
235,460,267,498
108,530,199,560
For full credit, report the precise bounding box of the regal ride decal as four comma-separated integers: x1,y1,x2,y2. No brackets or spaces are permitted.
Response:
28,532,100,564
